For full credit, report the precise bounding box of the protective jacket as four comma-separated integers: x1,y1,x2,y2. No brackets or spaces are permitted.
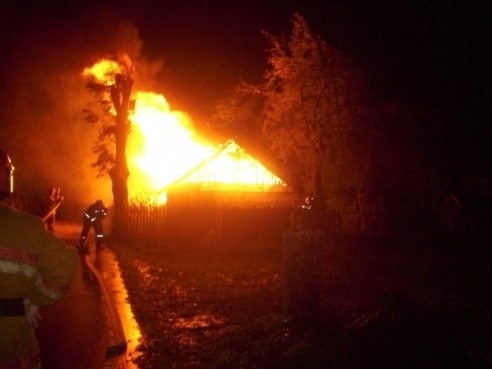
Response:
0,203,79,369
79,201,108,249
83,202,107,223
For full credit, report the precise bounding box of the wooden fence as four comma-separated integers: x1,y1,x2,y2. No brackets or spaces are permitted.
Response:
119,200,393,247
120,203,292,247
5,193,43,216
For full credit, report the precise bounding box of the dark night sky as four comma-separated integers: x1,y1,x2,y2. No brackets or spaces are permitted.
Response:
123,1,491,129
1,0,491,185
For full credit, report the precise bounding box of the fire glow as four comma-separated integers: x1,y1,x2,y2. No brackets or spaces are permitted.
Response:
84,59,283,204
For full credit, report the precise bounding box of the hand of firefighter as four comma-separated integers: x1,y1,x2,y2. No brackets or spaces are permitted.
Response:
23,298,42,328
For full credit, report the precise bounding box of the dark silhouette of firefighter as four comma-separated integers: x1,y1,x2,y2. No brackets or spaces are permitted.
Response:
0,147,78,369
78,199,108,252
42,186,63,232
282,196,325,330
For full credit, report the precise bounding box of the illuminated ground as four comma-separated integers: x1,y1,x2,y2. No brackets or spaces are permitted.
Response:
36,222,111,369
36,222,139,369
109,230,492,369
34,221,492,368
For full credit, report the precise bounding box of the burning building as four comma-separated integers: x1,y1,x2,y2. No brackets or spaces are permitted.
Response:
124,138,296,246
84,58,296,245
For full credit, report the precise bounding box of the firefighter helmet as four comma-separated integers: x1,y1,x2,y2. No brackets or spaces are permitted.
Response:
303,196,315,209
299,195,319,228
0,147,14,196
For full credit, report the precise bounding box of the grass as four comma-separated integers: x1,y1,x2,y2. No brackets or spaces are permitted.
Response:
109,234,492,369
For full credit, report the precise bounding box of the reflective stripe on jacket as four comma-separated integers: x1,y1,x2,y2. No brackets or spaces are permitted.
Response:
83,203,107,223
0,202,79,366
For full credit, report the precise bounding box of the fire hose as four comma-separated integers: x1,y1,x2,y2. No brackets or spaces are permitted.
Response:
83,247,128,360
41,198,64,222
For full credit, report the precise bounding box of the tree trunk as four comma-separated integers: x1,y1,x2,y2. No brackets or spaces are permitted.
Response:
109,74,133,238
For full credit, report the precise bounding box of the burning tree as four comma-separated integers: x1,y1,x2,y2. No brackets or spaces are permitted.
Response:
82,55,134,237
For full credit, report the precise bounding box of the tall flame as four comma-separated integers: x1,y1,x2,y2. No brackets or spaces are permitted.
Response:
83,58,283,204
82,59,121,85
127,91,213,198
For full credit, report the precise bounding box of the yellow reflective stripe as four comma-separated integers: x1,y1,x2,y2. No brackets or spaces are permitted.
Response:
35,274,64,301
0,259,37,277
0,262,65,301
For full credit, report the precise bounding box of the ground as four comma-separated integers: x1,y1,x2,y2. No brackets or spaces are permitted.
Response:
108,232,492,369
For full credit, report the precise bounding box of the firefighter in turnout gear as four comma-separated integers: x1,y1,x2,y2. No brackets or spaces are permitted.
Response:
78,199,108,252
0,147,79,369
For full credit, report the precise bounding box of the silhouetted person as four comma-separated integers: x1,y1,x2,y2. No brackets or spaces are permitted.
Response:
78,199,108,252
282,196,325,331
0,147,78,369
42,186,62,232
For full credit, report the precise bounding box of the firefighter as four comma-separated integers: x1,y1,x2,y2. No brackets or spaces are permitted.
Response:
43,186,62,232
78,199,108,252
282,196,325,330
0,147,79,369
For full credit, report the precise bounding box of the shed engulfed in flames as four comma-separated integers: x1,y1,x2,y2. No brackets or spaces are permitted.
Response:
83,59,283,204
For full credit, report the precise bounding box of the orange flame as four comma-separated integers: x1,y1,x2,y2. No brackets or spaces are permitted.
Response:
84,59,283,205
82,59,121,85
127,91,213,199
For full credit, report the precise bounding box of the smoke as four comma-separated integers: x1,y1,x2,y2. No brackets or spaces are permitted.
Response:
0,4,156,218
